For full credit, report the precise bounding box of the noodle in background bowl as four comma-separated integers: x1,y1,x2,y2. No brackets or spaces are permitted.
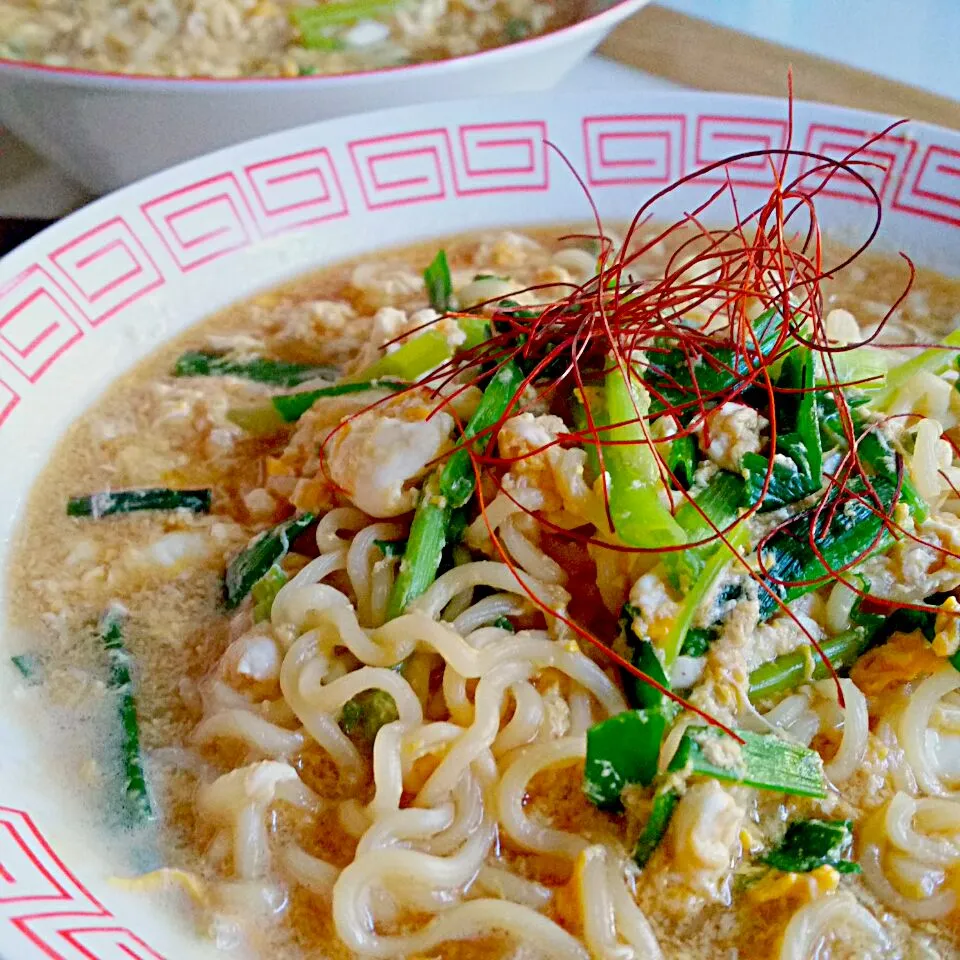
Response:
0,0,650,195
0,90,957,959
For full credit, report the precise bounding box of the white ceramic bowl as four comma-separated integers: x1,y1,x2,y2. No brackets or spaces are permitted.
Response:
0,0,649,195
0,90,958,960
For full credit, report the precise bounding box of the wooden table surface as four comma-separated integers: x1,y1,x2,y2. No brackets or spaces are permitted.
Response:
600,4,960,131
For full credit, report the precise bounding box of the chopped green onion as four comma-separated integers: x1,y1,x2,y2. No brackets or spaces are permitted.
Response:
340,689,399,741
584,708,672,810
822,348,888,390
666,433,697,489
647,308,783,414
762,819,860,874
493,616,515,632
872,328,960,409
385,476,449,620
439,360,525,509
633,786,679,868
100,607,153,823
504,17,531,41
68,488,211,518
424,250,453,313
748,627,871,703
228,379,407,435
358,316,489,383
661,521,750,668
679,627,714,658
225,513,316,610
665,471,745,591
618,607,671,709
669,727,826,798
758,475,905,621
173,351,336,387
603,362,685,548
291,0,400,43
251,565,288,623
10,652,41,684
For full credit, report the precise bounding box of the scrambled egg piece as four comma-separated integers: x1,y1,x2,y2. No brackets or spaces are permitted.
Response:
324,390,456,517
628,572,679,643
746,864,840,905
497,412,569,513
349,261,424,310
695,401,767,472
850,631,942,696
933,596,960,658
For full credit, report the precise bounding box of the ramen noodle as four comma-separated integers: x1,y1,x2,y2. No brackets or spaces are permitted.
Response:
0,0,577,78
7,207,960,960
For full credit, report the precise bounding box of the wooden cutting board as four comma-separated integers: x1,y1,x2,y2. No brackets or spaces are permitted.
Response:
600,4,960,130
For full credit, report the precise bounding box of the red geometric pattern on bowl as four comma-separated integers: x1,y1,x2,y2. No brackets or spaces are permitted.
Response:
0,266,84,382
451,122,550,195
893,143,960,228
49,218,165,327
142,173,258,271
0,807,166,959
349,129,453,209
693,115,789,187
581,114,686,186
799,123,917,205
0,365,19,427
244,148,349,236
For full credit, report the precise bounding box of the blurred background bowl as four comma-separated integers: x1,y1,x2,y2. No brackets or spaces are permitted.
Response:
0,0,650,194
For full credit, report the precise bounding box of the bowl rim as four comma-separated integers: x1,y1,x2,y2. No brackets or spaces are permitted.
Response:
0,0,646,89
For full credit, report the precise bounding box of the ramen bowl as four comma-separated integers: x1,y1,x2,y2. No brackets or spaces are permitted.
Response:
0,0,650,195
0,91,959,960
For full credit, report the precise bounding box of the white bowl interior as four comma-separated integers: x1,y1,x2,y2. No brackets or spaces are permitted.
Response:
0,90,958,959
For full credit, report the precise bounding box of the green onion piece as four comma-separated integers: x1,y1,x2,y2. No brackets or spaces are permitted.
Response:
872,327,960,409
618,607,671,709
273,379,407,423
339,689,399,741
385,476,449,620
758,475,904,621
374,538,405,558
228,379,407,435
100,607,153,823
173,351,336,387
823,348,887,390
10,652,41,684
679,627,714,658
424,250,453,313
225,513,316,610
741,453,818,513
493,616,515,632
661,522,750,669
666,433,697,489
748,627,871,703
291,0,400,42
251,565,288,623
440,359,525,509
504,17,531,41
633,787,679,868
856,431,928,522
584,708,672,810
665,471,745,591
361,329,453,381
67,487,211,518
669,727,826,798
762,819,860,874
647,308,782,413
603,362,685,548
